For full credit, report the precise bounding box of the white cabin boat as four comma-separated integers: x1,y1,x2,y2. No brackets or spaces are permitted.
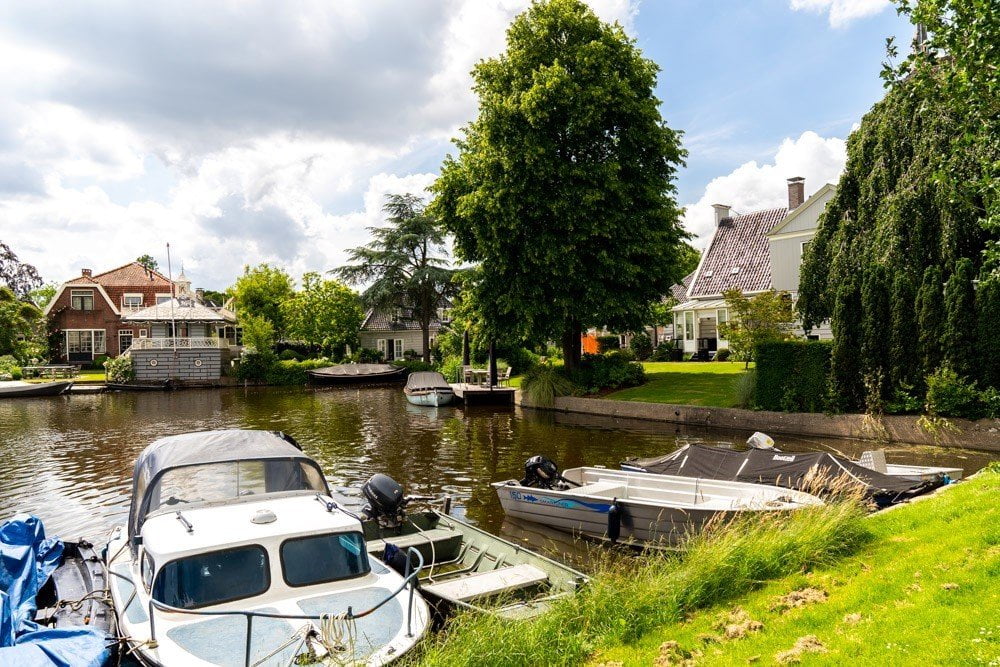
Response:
493,457,823,548
105,430,430,666
403,372,454,407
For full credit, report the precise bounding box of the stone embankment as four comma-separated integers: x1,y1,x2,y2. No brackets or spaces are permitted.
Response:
516,393,1000,452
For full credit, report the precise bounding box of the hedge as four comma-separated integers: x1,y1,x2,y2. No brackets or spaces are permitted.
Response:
754,340,832,412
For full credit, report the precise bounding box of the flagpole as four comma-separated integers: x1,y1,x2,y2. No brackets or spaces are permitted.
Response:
167,243,176,353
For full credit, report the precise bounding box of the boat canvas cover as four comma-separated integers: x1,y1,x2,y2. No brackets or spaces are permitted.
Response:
405,372,451,391
128,430,328,545
312,364,401,377
626,444,942,506
1,515,109,667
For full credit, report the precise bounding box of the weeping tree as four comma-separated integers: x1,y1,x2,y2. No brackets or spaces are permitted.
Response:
334,194,454,363
431,0,688,372
0,241,42,300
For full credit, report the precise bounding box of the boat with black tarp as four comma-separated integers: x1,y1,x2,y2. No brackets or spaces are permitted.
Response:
308,364,406,385
105,429,430,666
621,434,958,507
0,380,73,398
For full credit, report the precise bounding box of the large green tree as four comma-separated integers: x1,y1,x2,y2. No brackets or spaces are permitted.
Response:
281,273,363,357
334,194,454,363
431,0,688,371
230,264,295,338
136,254,159,273
0,241,42,300
718,289,795,367
0,286,43,360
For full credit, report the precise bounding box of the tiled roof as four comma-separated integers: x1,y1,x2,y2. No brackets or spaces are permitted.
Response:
67,262,171,287
670,271,695,302
688,208,786,298
361,304,447,333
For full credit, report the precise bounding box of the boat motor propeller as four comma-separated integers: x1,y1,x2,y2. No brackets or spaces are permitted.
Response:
519,455,578,489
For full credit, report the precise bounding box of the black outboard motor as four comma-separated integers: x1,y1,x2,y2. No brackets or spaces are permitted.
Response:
361,473,407,529
520,455,562,489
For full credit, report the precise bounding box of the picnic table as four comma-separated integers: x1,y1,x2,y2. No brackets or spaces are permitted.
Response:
21,365,79,379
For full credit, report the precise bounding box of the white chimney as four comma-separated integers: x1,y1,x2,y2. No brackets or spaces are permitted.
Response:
712,204,731,226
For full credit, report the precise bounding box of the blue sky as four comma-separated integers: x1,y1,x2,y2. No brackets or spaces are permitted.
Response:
0,0,912,289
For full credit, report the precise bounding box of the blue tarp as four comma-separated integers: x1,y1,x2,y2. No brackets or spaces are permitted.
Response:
0,515,110,666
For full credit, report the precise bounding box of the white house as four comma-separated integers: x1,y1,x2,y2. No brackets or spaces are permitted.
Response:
357,303,450,361
671,177,835,357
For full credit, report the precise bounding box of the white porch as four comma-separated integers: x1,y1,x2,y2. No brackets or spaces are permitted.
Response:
671,299,730,358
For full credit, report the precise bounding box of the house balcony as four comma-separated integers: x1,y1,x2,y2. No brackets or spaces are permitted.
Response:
129,337,221,350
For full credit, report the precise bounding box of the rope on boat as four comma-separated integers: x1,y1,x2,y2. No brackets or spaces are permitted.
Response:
319,612,357,660
408,518,438,582
57,590,112,613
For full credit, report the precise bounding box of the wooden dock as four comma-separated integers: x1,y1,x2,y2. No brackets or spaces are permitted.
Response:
450,383,516,406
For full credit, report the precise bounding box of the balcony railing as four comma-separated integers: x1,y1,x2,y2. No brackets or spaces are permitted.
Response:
129,337,221,350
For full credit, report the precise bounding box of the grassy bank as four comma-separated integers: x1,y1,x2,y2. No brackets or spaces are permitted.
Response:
593,467,1000,665
604,361,748,407
415,497,870,666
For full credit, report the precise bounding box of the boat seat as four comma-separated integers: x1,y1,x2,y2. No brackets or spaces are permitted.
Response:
573,481,627,498
859,450,888,473
367,528,462,553
421,564,549,602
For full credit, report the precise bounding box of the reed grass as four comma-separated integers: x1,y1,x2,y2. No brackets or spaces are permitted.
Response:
414,494,870,666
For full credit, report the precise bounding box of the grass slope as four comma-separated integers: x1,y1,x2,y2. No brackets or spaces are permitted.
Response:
593,468,1000,665
415,497,869,666
605,361,748,407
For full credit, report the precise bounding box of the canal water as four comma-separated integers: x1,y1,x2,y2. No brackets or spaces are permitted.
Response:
0,386,993,545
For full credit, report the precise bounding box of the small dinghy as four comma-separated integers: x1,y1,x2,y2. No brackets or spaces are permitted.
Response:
355,474,587,620
105,430,430,666
308,364,406,385
0,380,73,398
622,434,959,507
403,372,454,407
494,456,823,548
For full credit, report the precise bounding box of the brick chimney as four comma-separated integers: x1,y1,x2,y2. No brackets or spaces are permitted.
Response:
712,204,731,226
787,177,805,210
81,268,92,278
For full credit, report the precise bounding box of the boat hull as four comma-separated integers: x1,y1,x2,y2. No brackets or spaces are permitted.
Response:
308,366,406,385
0,380,73,397
404,389,455,407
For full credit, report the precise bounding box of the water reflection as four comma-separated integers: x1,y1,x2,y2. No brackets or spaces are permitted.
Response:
0,387,994,540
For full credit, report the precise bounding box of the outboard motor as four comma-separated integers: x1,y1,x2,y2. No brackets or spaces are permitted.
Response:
361,473,407,529
520,455,562,489
746,431,776,450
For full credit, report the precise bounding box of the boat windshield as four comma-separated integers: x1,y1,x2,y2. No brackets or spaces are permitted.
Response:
281,532,370,587
146,459,326,515
153,544,270,609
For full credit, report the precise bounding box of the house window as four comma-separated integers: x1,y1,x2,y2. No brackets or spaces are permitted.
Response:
155,293,172,305
119,330,134,353
94,330,106,354
394,339,403,360
716,309,729,339
684,312,694,340
123,294,143,310
65,330,105,357
800,240,811,256
70,290,94,310
139,329,148,338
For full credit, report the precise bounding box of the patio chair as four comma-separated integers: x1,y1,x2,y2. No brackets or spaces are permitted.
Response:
462,365,474,384
497,367,512,387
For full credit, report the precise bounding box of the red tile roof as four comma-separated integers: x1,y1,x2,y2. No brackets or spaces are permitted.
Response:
688,208,786,298
86,262,172,286
670,271,695,302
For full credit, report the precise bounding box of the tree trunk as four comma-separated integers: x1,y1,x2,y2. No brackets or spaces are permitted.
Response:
421,321,431,363
561,319,582,372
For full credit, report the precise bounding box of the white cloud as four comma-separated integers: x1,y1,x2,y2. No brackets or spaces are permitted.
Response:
789,0,890,28
682,131,847,246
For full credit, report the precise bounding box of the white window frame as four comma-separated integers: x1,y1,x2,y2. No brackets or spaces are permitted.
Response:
394,339,403,360
70,289,95,311
716,308,729,341
122,293,144,310
684,311,694,340
64,329,106,358
377,339,386,358
138,329,148,338
800,240,811,256
118,329,134,354
155,293,172,305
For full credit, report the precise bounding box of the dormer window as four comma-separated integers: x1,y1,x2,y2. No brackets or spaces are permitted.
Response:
730,266,741,275
704,270,713,278
70,289,94,310
123,294,143,310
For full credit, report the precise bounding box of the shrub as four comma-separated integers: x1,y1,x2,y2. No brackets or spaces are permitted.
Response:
403,349,421,361
628,333,653,361
235,350,274,382
103,355,134,383
754,340,832,412
924,367,987,420
651,341,673,361
392,359,435,374
521,363,577,407
278,349,304,361
357,347,382,363
0,355,20,377
570,352,645,393
734,369,756,409
596,335,620,353
440,356,463,383
544,345,563,360
886,382,923,414
500,347,539,374
715,348,731,362
90,354,109,371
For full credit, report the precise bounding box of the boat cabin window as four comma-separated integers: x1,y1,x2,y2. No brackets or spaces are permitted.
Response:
153,545,269,609
147,459,325,515
281,532,370,587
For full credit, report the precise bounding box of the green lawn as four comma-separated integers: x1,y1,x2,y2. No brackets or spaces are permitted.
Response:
605,361,750,407
25,370,105,383
592,469,1000,666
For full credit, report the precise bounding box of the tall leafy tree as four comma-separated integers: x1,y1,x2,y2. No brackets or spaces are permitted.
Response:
976,279,1000,388
281,273,364,357
230,264,295,338
718,289,795,367
0,241,42,300
916,265,945,381
334,194,454,363
0,286,43,359
136,254,159,273
860,264,891,399
431,0,688,371
888,271,917,389
942,257,977,379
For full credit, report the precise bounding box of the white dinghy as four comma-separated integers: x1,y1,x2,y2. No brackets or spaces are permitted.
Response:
493,456,823,548
403,372,455,407
105,429,430,666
